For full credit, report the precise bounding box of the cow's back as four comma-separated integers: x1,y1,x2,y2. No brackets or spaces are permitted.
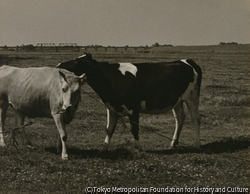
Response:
0,65,15,94
0,66,62,118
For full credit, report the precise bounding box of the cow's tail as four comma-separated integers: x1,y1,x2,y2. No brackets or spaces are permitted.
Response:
186,59,202,96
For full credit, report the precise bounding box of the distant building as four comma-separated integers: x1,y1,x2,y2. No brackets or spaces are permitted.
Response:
36,43,56,47
58,43,78,47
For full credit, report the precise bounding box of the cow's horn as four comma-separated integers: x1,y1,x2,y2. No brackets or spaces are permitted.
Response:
79,74,86,79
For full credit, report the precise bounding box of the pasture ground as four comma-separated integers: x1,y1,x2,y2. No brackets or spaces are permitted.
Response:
0,44,249,193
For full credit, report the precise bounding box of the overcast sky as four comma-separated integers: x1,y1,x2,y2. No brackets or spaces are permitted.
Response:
0,0,249,46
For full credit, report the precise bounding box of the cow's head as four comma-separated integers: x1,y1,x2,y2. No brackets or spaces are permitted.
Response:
57,69,86,116
57,53,94,76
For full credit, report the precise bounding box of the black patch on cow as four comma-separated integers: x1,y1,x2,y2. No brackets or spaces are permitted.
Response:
134,61,194,110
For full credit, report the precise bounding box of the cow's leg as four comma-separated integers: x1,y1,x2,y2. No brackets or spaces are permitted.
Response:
14,110,33,147
53,114,68,160
103,109,118,151
0,97,8,147
129,111,141,150
185,97,201,148
56,134,62,155
170,101,185,148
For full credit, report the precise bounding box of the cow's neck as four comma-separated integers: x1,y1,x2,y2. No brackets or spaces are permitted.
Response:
86,63,115,103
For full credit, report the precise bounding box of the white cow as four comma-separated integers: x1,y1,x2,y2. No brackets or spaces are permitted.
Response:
0,65,85,159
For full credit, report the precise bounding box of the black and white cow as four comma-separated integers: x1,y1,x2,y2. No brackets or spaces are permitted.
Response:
57,53,202,150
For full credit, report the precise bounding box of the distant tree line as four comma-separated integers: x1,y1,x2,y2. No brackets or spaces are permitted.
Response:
152,42,173,47
219,42,238,45
20,44,36,51
1,42,174,52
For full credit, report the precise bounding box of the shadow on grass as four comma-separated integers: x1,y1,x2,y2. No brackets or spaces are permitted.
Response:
45,136,250,159
146,136,250,155
45,147,135,160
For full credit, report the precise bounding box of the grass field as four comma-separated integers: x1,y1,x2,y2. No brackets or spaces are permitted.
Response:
0,44,249,193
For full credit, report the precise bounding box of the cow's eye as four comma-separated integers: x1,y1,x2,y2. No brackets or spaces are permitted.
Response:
62,88,67,92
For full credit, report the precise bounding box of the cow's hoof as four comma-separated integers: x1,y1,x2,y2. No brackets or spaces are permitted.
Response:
102,143,109,151
0,139,5,147
134,140,142,151
169,141,178,149
0,142,6,147
195,140,201,148
62,154,68,160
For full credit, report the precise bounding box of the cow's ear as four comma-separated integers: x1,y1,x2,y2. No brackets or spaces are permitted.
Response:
59,71,68,83
86,53,92,59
